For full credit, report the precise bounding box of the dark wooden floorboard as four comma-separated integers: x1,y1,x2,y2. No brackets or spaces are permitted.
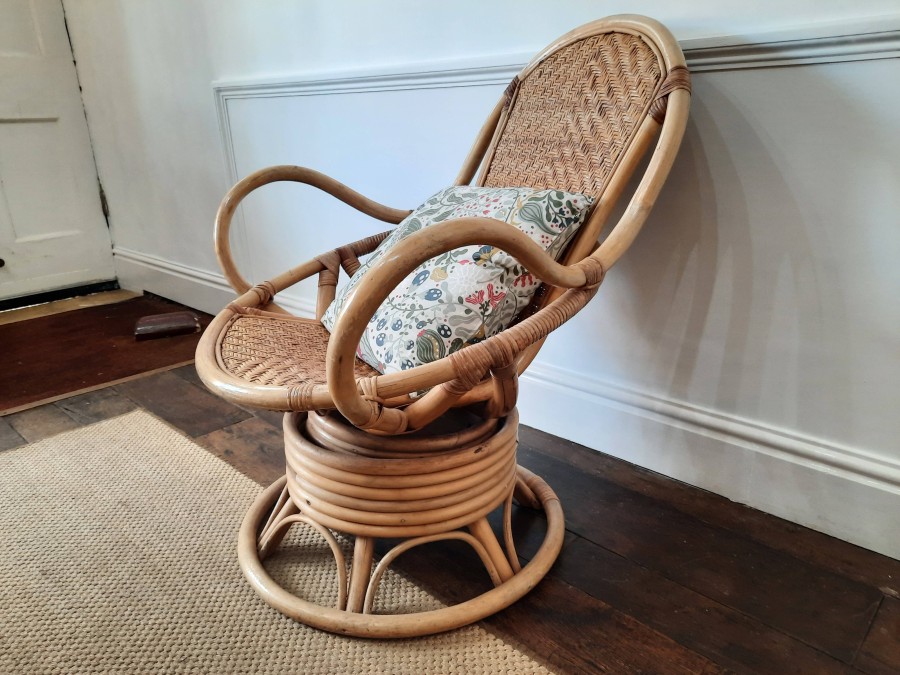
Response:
486,502,579,563
55,388,138,425
0,295,211,412
519,424,900,596
0,415,26,451
856,597,900,674
172,363,289,433
516,444,882,664
489,576,726,675
115,370,251,438
195,417,286,486
5,404,81,443
5,303,900,673
555,536,857,674
170,363,205,389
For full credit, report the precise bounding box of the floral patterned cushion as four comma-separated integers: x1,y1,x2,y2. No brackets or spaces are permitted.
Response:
320,186,593,375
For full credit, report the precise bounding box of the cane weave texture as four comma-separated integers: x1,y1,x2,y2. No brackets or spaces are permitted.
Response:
220,314,377,386
482,32,662,198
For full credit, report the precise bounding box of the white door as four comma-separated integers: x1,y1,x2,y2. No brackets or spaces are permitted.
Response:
0,0,114,301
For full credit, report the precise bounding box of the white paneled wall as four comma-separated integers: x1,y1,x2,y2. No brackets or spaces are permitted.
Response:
64,2,900,558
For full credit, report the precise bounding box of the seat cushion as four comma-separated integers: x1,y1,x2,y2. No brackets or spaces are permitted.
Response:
321,185,593,375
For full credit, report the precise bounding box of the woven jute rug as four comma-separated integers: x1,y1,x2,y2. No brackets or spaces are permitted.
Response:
0,410,552,674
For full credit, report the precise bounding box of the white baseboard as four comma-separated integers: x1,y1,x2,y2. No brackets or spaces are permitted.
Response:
112,247,316,318
518,363,900,559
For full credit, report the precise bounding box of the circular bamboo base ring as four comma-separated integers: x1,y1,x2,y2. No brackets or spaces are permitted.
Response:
237,410,565,639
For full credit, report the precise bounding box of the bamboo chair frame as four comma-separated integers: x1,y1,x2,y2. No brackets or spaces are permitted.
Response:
196,15,691,638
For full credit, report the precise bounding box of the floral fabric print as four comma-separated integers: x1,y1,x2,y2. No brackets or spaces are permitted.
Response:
320,186,593,376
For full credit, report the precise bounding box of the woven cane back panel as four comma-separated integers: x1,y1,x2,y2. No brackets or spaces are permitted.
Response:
482,32,662,198
220,315,377,386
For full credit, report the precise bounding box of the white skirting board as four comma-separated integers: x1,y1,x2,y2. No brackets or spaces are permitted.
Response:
518,362,900,560
113,247,315,318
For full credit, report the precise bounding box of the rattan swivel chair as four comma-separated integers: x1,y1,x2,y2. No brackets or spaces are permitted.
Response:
196,15,690,638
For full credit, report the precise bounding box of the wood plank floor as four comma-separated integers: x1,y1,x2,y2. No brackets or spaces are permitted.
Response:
1,301,898,673
0,294,212,413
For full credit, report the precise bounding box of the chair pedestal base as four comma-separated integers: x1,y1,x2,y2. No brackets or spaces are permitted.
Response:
237,408,565,638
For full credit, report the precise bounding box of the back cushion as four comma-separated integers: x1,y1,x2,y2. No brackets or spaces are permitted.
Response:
321,186,593,375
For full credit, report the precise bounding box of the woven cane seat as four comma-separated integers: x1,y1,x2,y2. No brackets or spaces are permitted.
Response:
219,313,377,387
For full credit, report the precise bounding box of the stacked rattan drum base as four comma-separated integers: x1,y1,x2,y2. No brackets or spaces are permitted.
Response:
237,407,565,638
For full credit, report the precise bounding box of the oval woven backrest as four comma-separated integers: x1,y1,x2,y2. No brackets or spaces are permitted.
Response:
468,16,689,349
478,28,663,201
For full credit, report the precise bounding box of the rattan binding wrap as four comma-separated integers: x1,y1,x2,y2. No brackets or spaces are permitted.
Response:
220,311,378,387
482,32,662,198
650,65,692,124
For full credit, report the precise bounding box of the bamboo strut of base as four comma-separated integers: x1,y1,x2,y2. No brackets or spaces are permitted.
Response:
260,512,349,610
363,531,504,614
347,536,375,614
259,482,293,541
257,491,299,557
501,491,522,573
468,517,515,582
513,475,541,510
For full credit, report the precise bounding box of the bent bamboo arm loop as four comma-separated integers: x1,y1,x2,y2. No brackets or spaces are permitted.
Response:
326,217,602,432
215,164,412,294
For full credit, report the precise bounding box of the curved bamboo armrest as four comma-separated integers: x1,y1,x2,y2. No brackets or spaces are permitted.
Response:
215,164,412,297
197,166,410,411
325,216,606,434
